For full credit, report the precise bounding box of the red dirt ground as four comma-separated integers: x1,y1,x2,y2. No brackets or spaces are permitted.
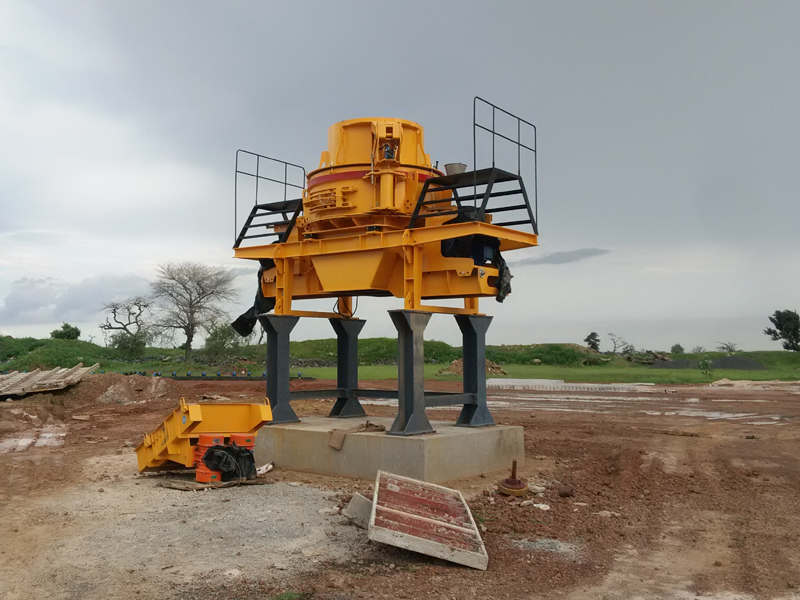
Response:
2,374,799,599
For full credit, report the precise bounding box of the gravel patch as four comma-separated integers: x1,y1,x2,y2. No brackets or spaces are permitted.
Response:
1,454,370,600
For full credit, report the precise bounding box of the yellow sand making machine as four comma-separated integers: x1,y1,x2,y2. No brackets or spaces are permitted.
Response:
232,98,538,435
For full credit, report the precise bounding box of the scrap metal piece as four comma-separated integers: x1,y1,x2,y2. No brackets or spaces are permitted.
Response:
368,471,488,570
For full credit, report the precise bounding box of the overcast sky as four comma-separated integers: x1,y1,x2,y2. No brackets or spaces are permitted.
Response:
1,1,798,352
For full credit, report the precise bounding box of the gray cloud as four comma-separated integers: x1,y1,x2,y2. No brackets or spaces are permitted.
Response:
510,248,610,267
1,2,799,349
0,274,150,326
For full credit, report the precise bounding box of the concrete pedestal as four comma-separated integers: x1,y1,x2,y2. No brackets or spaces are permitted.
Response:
253,416,524,484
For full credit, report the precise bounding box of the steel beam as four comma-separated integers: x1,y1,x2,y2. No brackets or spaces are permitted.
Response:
454,314,495,427
328,318,367,418
388,310,434,436
259,314,300,424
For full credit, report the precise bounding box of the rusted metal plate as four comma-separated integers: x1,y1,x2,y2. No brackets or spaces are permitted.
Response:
368,471,488,570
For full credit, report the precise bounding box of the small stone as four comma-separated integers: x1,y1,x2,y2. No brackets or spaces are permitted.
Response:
389,563,395,569
98,488,105,493
288,482,301,487
273,562,288,570
342,493,372,529
529,485,546,494
557,484,574,498
596,510,619,518
713,560,723,567
225,568,242,577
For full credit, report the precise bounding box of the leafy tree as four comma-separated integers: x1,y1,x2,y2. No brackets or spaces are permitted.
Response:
151,262,237,361
203,320,244,365
670,343,684,354
50,323,80,340
698,355,714,380
583,332,600,352
691,346,705,353
109,330,152,360
716,341,739,353
764,309,800,351
621,343,636,356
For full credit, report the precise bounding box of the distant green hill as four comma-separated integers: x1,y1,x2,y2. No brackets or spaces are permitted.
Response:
1,335,592,372
2,335,799,383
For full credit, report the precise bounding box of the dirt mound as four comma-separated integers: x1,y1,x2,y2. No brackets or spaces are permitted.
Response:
560,343,594,354
437,358,508,376
711,378,800,389
59,373,181,406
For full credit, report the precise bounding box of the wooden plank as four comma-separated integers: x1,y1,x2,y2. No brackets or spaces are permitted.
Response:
0,370,42,395
0,363,98,397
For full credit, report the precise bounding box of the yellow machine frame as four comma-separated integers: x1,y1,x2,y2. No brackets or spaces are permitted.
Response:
135,398,272,472
234,116,538,317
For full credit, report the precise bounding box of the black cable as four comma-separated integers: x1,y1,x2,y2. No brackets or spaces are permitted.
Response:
333,296,359,318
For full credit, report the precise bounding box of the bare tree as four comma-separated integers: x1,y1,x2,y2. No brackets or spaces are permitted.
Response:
100,296,154,358
100,296,152,336
607,333,627,354
150,262,238,361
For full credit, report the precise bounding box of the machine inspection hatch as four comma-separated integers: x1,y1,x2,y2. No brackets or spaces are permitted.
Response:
232,98,539,436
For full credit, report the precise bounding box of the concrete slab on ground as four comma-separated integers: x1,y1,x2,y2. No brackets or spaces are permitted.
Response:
487,378,645,392
253,416,523,483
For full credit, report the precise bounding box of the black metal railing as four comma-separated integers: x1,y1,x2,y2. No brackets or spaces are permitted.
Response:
234,150,306,248
408,98,538,233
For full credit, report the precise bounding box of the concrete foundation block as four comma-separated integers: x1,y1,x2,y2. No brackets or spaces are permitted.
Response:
253,416,524,483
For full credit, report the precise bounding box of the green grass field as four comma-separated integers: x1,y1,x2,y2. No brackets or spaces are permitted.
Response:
2,336,799,384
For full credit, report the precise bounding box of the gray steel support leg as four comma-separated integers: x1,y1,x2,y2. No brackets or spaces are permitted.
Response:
388,310,434,436
259,314,300,424
455,314,495,427
328,318,367,418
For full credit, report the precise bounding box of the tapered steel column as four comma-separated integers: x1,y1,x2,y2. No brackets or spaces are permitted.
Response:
388,310,434,436
259,314,300,424
454,314,495,427
328,318,367,418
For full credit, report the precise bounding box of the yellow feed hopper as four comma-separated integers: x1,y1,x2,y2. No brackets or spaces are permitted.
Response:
135,397,272,472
